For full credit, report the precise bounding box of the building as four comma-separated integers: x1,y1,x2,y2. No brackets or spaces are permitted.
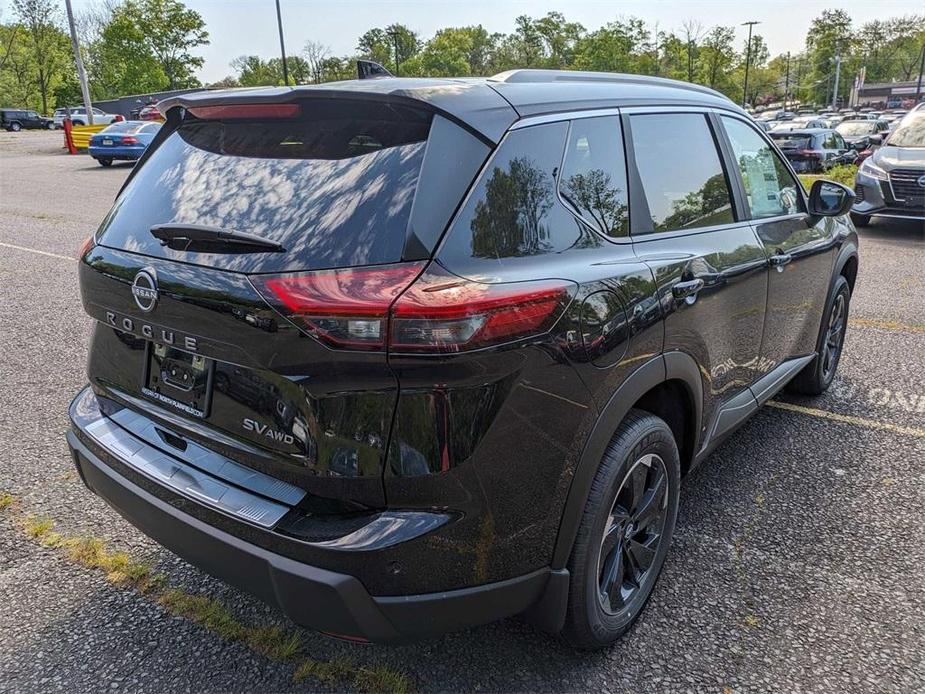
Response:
855,80,923,108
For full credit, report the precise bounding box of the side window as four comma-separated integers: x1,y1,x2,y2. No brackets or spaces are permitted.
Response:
438,122,599,270
558,116,629,238
822,133,837,149
722,116,804,219
833,133,847,150
629,113,734,233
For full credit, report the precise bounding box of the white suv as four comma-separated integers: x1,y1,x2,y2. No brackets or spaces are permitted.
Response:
53,107,120,128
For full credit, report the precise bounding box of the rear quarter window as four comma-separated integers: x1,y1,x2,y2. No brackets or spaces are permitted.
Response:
437,122,601,276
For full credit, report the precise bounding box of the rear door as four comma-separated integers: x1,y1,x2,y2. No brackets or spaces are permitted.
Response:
624,109,769,438
80,98,489,508
718,114,839,370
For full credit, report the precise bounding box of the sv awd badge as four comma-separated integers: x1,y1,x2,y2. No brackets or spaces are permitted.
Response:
242,418,295,445
131,268,158,312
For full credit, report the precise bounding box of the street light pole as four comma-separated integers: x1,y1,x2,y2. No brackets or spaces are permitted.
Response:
784,51,791,112
741,20,760,109
274,0,290,86
63,0,93,124
831,54,841,111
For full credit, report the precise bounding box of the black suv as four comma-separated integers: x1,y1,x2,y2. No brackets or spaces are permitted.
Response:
851,110,925,226
1,108,53,131
68,69,859,649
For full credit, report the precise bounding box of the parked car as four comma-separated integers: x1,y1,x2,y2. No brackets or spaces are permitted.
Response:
771,117,829,131
851,110,925,226
1,108,53,131
68,68,859,649
137,104,164,121
88,120,161,166
769,128,858,172
54,106,121,127
835,119,891,150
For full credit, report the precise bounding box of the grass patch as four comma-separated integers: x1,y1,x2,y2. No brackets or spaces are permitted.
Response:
798,163,858,190
12,503,412,691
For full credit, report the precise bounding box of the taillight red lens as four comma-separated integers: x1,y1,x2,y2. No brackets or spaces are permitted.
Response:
251,263,575,353
121,136,139,144
77,235,95,259
390,266,574,353
188,103,301,120
250,262,426,351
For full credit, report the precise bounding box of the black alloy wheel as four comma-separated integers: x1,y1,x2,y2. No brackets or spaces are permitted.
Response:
597,453,669,614
821,292,846,382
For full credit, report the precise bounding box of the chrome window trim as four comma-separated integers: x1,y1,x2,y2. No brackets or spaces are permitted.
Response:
510,108,623,129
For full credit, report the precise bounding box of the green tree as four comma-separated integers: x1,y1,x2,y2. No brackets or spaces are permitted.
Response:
804,9,855,106
357,23,419,75
573,19,649,73
12,0,69,113
118,0,208,90
698,26,737,92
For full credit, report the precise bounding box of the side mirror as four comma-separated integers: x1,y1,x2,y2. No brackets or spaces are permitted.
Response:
808,179,854,217
870,134,883,145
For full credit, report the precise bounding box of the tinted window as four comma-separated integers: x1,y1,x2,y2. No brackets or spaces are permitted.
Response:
439,122,599,270
97,100,432,273
559,116,629,238
722,116,803,219
770,134,812,149
630,113,734,232
102,121,144,134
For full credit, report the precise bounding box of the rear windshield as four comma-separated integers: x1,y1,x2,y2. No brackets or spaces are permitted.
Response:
771,134,812,149
102,121,146,134
97,100,432,273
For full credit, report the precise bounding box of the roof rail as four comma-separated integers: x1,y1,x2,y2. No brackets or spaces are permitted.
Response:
488,69,724,99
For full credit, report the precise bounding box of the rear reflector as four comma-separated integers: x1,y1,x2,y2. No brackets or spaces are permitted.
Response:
188,103,301,120
77,235,95,259
251,263,575,354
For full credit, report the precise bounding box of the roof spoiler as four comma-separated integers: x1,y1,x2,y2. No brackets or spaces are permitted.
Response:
357,60,393,80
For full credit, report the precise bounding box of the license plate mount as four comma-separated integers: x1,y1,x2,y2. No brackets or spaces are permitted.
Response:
142,343,214,418
102,138,113,145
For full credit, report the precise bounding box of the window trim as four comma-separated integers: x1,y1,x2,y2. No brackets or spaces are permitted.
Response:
716,111,810,224
623,108,743,239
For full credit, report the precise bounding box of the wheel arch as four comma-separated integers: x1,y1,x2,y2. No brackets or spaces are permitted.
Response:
550,351,702,570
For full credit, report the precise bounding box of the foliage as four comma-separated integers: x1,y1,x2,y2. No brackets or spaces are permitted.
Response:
1,4,922,113
798,164,858,190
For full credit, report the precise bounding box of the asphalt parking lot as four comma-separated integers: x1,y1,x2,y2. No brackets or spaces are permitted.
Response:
1,129,923,693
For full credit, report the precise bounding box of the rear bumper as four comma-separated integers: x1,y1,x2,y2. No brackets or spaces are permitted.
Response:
67,389,559,642
88,146,144,160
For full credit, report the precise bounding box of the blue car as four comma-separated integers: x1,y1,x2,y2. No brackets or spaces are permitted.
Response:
88,120,161,166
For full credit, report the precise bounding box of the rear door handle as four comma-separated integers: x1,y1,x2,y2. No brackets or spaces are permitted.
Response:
769,253,792,270
672,278,705,301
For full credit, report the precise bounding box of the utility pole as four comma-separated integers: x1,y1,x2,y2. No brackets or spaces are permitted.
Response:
915,41,925,105
63,0,93,124
741,20,760,109
275,0,290,85
831,54,842,110
784,52,791,112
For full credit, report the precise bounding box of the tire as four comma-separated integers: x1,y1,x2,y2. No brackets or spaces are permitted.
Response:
47,121,55,130
98,157,113,167
787,275,851,396
10,121,21,132
561,409,681,650
850,212,870,227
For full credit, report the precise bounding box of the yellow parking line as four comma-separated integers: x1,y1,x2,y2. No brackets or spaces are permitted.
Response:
766,400,925,439
849,318,925,334
0,241,72,261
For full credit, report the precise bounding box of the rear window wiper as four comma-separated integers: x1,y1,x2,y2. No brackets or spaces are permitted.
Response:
150,224,285,253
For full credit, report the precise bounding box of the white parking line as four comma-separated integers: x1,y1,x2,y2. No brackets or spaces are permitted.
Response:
0,241,72,262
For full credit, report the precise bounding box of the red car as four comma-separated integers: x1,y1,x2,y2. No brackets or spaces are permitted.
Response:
138,104,163,122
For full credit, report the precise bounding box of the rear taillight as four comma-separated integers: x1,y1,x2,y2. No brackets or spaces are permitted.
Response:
121,136,139,144
77,235,95,259
251,263,575,354
390,265,574,353
250,263,426,351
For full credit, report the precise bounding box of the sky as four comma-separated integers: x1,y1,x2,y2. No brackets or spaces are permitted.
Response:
4,0,922,83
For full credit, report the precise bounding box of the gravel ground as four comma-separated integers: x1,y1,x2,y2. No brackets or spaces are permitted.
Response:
1,130,923,693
